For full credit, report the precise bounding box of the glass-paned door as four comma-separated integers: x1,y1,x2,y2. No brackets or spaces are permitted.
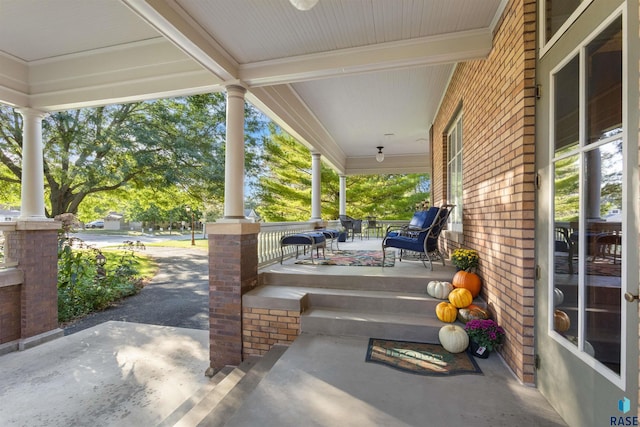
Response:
536,3,638,425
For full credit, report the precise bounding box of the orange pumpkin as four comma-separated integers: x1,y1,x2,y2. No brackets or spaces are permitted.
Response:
452,271,482,298
554,309,570,332
448,288,473,308
435,302,458,323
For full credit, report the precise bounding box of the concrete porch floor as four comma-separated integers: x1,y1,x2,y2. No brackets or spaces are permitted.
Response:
0,238,567,426
0,322,566,426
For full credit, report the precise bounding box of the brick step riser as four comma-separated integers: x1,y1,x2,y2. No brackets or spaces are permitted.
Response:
261,272,452,294
307,293,443,315
301,317,441,343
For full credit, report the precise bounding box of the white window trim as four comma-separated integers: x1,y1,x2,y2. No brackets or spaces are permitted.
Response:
447,111,463,234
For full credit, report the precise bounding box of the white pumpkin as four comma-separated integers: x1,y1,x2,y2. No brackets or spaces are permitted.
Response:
553,287,564,306
427,281,454,300
438,324,470,353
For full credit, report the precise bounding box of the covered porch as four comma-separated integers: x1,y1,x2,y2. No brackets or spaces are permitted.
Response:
0,320,566,426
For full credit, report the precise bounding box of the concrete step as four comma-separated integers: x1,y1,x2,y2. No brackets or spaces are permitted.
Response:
301,307,452,342
157,366,234,427
169,360,256,427
307,290,443,315
261,271,453,294
184,345,288,427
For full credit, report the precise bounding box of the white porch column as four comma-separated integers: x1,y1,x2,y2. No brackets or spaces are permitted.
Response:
18,108,49,220
224,85,247,220
339,175,347,216
310,152,322,220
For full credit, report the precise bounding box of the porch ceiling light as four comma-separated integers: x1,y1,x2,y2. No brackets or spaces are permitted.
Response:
376,146,384,163
290,0,318,11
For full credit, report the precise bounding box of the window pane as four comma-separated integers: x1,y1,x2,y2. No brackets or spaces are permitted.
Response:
545,0,582,42
553,154,579,349
554,56,579,155
587,17,622,145
584,140,622,374
447,115,463,232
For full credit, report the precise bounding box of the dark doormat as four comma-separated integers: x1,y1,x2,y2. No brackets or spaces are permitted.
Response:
365,338,483,377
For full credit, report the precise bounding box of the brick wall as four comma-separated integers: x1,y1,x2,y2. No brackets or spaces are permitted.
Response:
431,0,537,383
0,285,21,343
242,307,300,358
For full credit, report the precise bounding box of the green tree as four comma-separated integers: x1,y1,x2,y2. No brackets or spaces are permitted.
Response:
256,127,429,221
0,94,266,217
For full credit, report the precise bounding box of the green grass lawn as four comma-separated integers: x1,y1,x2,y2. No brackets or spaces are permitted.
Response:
144,239,209,250
101,249,159,279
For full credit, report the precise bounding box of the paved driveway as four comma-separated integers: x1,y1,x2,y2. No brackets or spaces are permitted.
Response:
64,246,209,335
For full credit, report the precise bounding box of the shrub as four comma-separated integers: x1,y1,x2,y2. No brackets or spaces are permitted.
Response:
57,235,144,323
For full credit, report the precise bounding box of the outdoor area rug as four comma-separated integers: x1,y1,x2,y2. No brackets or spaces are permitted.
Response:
295,250,395,267
365,338,483,377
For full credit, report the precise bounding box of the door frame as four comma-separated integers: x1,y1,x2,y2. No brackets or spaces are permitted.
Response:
535,0,639,425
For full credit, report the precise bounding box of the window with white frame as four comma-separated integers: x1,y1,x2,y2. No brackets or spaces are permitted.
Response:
447,113,463,233
539,0,594,56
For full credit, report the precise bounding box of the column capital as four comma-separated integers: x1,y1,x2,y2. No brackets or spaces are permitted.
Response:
225,84,247,95
16,107,48,120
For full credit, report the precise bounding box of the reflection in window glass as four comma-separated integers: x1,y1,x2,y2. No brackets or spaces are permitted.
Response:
553,154,579,349
554,56,579,155
549,6,624,377
587,18,622,145
584,140,622,374
545,0,582,42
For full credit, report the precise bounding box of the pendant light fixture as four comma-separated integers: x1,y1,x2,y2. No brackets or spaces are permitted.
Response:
290,0,319,11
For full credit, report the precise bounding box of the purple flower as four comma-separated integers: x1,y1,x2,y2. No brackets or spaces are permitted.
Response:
464,319,505,351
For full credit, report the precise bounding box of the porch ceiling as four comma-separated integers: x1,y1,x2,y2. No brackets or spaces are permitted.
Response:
0,0,505,175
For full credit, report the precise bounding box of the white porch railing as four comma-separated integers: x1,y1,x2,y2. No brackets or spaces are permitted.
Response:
0,222,18,269
258,221,320,267
257,219,408,267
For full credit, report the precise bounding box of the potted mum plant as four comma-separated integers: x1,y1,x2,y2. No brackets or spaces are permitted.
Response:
464,319,505,358
451,248,479,272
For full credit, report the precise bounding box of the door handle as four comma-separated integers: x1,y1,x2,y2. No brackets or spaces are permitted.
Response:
624,292,639,302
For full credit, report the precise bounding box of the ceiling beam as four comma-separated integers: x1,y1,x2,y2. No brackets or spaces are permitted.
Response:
122,0,239,82
248,85,346,174
240,28,492,87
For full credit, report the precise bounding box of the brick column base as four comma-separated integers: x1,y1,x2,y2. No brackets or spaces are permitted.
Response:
7,221,63,350
208,222,260,371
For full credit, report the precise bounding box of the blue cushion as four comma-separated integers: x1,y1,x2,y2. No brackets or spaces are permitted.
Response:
384,235,440,253
320,229,339,238
420,207,440,228
407,207,440,230
408,211,428,228
281,233,326,245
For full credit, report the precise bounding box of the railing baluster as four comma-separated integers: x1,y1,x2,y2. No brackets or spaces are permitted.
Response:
0,222,18,269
